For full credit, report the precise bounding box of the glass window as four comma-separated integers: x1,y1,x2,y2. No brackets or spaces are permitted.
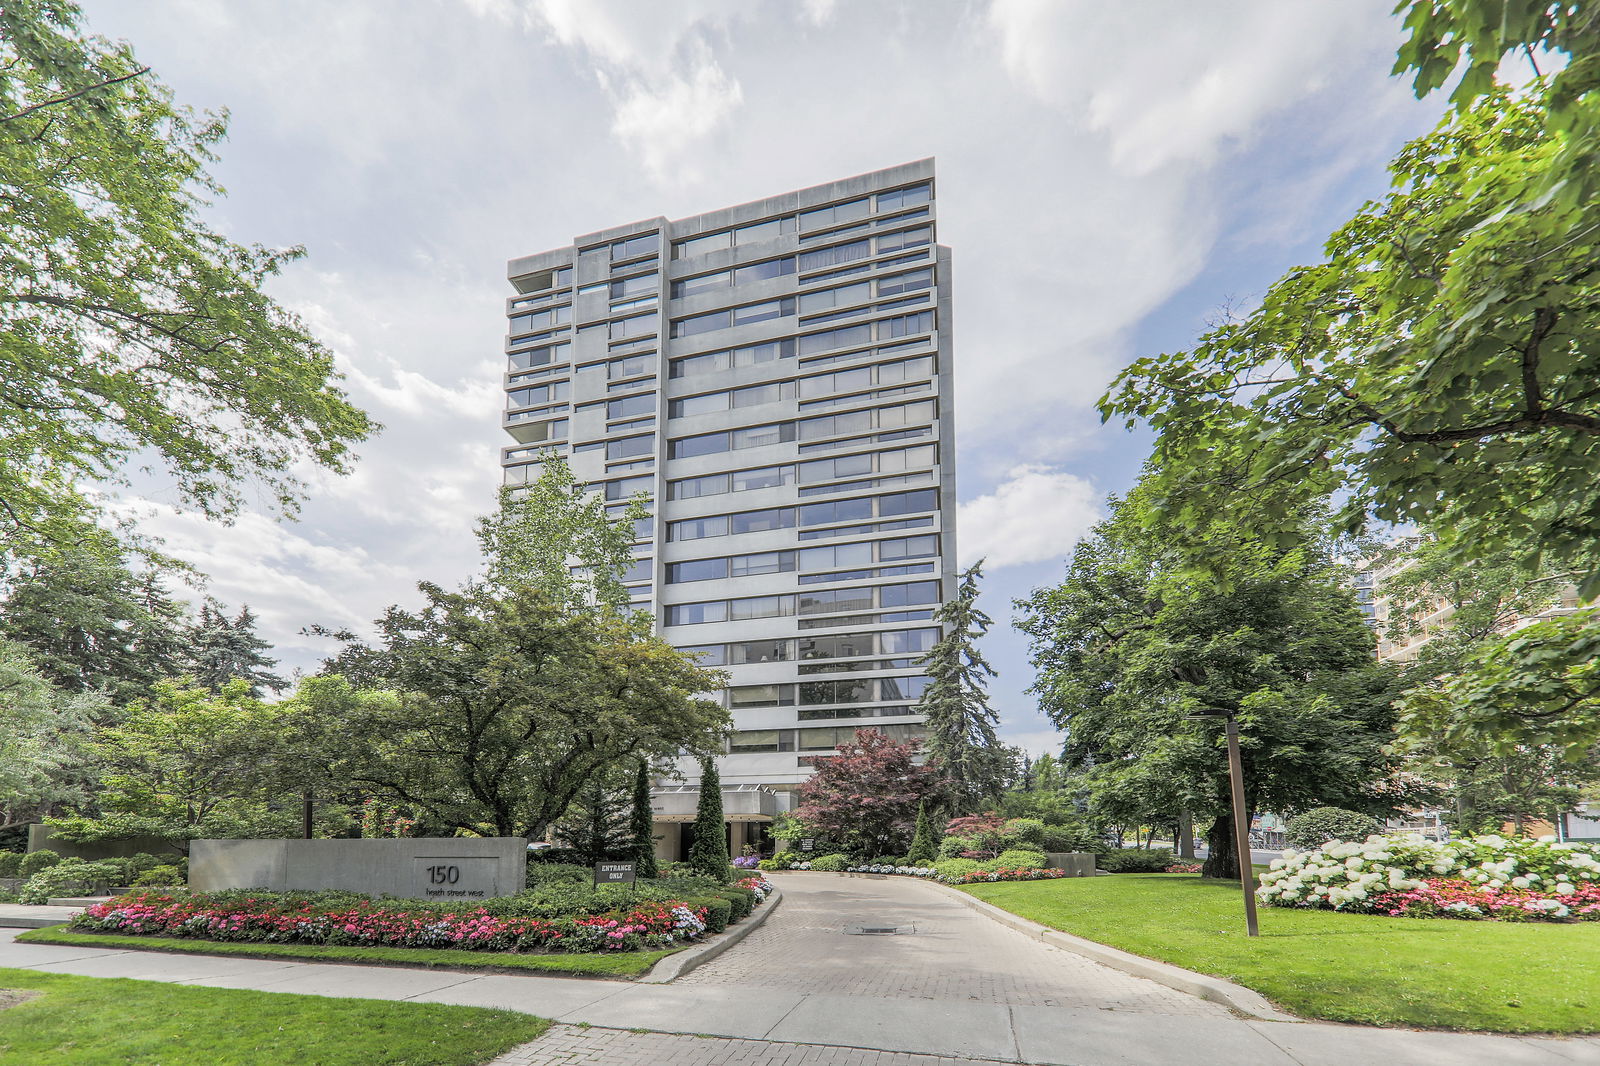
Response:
613,233,659,260
879,534,937,561
669,431,730,459
730,686,794,709
730,729,781,752
670,472,730,499
667,558,728,583
671,309,731,338
610,314,655,340
730,550,793,577
732,297,795,326
877,400,935,429
798,632,875,659
798,322,872,356
730,594,790,620
732,465,792,491
603,475,653,501
670,392,728,418
518,418,567,442
665,600,726,626
671,271,729,299
798,239,870,273
797,451,873,483
508,341,569,371
878,488,937,517
605,435,652,460
877,226,932,255
611,274,655,299
733,257,796,284
876,183,931,212
670,515,727,542
799,587,875,616
878,356,934,386
799,542,873,570
673,231,731,259
880,581,939,608
879,675,931,701
731,422,794,450
621,558,653,584
800,365,872,399
878,311,934,341
607,354,652,380
800,198,870,230
799,408,873,441
732,381,790,408
735,218,794,244
607,393,655,420
878,269,934,299
799,282,870,315
730,507,794,534
509,305,572,334
680,643,726,666
799,496,874,526
731,638,790,664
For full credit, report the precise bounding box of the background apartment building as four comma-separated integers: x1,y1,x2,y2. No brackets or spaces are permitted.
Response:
499,160,957,859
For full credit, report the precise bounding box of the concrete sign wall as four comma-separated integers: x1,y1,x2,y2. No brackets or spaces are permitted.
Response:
190,838,527,899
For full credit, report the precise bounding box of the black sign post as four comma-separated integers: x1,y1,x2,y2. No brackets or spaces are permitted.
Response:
594,861,636,886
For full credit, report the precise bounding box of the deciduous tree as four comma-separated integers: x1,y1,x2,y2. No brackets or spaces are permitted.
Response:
791,728,944,858
0,639,103,829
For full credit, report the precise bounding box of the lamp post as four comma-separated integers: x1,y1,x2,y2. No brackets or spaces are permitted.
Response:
1187,709,1259,937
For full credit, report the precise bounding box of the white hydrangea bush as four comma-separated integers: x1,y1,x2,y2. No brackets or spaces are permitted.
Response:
1258,834,1600,914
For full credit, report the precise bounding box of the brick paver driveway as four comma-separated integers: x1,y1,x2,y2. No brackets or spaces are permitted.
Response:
677,871,1225,1015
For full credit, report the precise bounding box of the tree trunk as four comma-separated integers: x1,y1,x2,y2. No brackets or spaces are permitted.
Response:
1177,811,1194,859
1201,812,1239,880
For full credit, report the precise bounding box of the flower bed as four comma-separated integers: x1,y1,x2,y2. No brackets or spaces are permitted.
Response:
65,884,775,953
953,866,1066,884
1258,834,1600,922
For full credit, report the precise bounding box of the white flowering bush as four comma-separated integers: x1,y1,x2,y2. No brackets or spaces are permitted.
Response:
1258,834,1600,921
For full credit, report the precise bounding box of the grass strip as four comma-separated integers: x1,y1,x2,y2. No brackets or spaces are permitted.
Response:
15,927,677,978
962,872,1600,1033
0,965,548,1066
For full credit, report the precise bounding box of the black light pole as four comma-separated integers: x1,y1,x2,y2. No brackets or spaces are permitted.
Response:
1188,709,1259,937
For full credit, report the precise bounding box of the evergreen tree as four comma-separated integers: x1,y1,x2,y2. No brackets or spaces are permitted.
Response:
688,756,730,882
916,561,1004,813
907,798,939,865
186,602,287,697
552,772,632,865
1033,752,1061,792
630,760,659,879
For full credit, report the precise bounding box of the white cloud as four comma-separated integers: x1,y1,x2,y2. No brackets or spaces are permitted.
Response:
608,51,744,183
957,465,1102,570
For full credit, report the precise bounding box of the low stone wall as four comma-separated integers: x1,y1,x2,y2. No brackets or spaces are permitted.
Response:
189,838,527,900
1044,852,1096,877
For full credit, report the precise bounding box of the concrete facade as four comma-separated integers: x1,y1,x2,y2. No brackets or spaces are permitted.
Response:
501,161,956,847
189,838,526,900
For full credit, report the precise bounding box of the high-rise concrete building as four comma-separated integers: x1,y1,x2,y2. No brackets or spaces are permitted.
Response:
500,160,956,859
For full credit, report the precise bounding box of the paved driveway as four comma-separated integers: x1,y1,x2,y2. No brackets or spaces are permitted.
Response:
680,871,1225,1015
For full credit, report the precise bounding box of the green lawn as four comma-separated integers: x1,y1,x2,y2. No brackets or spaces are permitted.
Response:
0,966,548,1065
16,928,675,978
963,873,1600,1033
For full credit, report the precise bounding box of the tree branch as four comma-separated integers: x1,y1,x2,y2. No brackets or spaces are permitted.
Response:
1,66,152,124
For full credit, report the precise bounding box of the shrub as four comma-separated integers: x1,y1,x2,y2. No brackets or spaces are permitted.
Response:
1001,818,1046,850
130,865,184,887
809,853,849,872
526,847,586,866
1259,833,1600,921
938,835,974,859
1097,848,1175,873
715,886,754,920
0,852,21,878
1041,822,1104,853
695,895,732,934
1285,807,1383,851
985,849,1046,871
20,850,61,876
932,858,981,881
525,862,590,886
18,858,119,904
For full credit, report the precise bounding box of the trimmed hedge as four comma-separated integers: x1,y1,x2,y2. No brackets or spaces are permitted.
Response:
1097,848,1175,873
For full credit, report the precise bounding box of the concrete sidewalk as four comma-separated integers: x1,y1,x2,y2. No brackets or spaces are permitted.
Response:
0,903,81,929
5,903,1600,1065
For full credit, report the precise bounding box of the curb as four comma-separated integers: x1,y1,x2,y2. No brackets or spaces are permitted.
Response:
920,879,1301,1023
638,886,782,984
0,917,72,930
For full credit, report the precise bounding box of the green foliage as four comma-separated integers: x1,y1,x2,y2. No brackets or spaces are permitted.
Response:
916,561,1005,811
907,799,939,864
931,857,980,880
1284,808,1384,851
19,849,60,876
1002,818,1045,850
629,760,658,880
475,456,645,616
0,1,377,562
714,886,754,920
698,895,732,934
185,602,286,697
792,728,944,857
1016,486,1412,880
1096,848,1176,874
523,863,590,887
0,851,20,877
317,584,728,840
988,849,1047,870
809,853,849,872
688,757,730,882
129,864,183,887
1041,822,1104,853
18,856,118,903
0,638,102,830
551,770,633,866
0,546,190,704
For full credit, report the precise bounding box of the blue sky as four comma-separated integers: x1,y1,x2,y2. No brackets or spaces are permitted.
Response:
79,0,1445,754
